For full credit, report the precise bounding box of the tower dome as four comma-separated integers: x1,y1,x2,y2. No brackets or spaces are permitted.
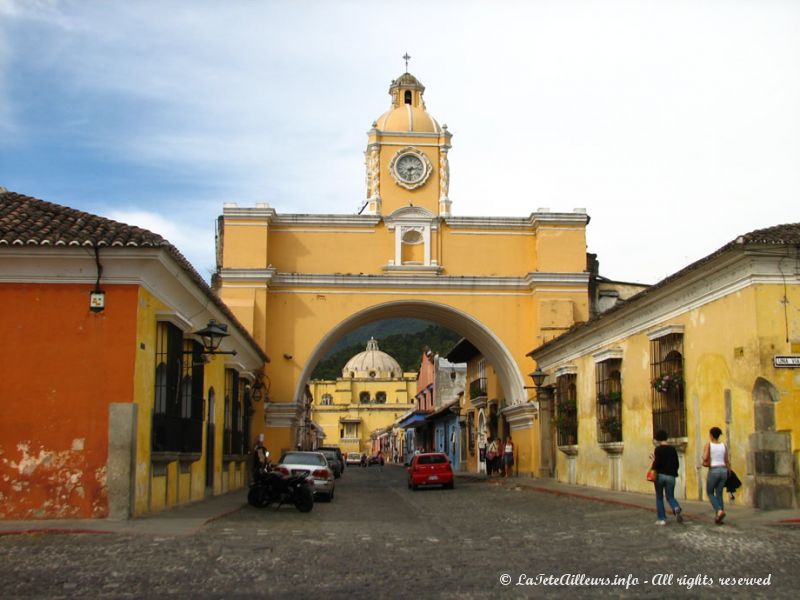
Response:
374,72,442,133
342,337,403,379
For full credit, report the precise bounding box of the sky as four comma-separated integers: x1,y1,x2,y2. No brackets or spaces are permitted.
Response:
1,0,798,284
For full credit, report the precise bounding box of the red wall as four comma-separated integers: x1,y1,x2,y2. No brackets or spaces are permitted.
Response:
0,283,139,519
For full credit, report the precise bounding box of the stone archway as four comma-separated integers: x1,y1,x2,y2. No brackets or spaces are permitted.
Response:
293,300,527,410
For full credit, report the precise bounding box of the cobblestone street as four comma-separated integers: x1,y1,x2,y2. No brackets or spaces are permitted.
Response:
2,466,799,599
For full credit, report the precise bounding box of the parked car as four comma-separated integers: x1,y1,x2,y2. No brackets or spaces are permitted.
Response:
368,453,385,466
318,448,343,478
345,452,362,465
275,451,336,501
407,452,454,491
318,446,346,471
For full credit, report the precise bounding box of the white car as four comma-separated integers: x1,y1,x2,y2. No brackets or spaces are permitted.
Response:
345,452,362,465
275,451,335,501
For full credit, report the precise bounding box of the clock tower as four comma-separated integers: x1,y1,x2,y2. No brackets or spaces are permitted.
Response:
363,70,452,217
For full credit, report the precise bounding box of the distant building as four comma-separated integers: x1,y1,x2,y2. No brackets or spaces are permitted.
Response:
309,338,416,455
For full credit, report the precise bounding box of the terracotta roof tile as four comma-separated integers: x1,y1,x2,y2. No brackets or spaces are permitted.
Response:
0,190,268,362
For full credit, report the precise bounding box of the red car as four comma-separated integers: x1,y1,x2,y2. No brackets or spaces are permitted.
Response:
407,453,454,490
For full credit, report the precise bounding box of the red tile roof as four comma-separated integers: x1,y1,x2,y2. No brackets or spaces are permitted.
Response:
0,190,268,362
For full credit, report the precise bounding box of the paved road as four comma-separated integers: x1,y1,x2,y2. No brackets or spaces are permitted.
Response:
1,465,799,599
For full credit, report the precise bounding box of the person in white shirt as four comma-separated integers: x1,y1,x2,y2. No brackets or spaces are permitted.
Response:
702,426,730,525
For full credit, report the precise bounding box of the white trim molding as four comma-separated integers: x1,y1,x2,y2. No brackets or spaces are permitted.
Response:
156,311,194,332
555,365,578,379
501,402,538,430
593,348,624,363
647,324,685,341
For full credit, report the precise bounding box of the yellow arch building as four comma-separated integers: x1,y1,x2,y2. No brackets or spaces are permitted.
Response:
214,71,591,475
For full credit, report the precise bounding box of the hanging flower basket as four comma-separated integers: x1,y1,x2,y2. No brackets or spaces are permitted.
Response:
652,373,683,394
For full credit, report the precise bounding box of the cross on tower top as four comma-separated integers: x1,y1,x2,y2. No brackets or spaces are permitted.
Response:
402,52,411,72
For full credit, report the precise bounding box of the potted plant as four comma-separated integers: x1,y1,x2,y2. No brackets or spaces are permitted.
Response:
652,373,683,394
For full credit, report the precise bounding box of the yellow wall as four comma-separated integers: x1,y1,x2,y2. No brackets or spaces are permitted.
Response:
541,278,800,506
132,288,248,516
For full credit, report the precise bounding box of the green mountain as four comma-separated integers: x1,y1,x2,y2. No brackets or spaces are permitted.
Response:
328,318,432,352
311,322,461,380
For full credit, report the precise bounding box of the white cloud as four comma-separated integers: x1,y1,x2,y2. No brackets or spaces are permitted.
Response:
104,208,216,277
2,0,799,283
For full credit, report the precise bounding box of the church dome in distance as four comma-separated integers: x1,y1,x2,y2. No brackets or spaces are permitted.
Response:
342,337,403,379
374,71,442,134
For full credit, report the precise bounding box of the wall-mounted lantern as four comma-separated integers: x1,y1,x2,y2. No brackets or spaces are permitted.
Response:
193,319,238,356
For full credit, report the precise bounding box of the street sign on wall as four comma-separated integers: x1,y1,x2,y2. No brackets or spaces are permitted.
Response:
773,355,800,368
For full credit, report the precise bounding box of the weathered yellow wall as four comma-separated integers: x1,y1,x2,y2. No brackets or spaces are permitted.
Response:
547,279,800,505
132,288,246,515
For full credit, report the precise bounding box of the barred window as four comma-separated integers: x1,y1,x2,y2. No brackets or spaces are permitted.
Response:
650,333,685,438
596,359,622,444
555,373,578,446
321,394,333,406
224,369,245,456
152,322,183,453
359,391,371,404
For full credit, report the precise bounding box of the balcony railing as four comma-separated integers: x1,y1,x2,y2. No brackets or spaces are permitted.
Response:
469,377,487,401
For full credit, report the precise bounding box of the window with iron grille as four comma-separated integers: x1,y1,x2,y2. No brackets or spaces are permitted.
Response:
650,333,686,438
595,359,622,444
178,339,204,453
555,373,578,446
223,369,241,455
152,322,183,452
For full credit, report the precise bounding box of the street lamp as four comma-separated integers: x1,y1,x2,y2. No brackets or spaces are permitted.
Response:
529,367,546,389
193,319,238,356
529,366,553,478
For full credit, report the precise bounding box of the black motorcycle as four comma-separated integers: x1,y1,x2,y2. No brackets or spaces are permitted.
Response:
247,464,314,513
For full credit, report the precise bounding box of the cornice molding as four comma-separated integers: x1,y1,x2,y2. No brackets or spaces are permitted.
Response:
647,324,685,341
272,214,382,227
235,271,589,291
555,365,578,378
445,211,589,230
216,267,276,283
501,402,538,430
592,348,624,363
222,205,276,220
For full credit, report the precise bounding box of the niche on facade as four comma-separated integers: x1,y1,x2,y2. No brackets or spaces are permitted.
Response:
401,228,424,265
384,206,438,270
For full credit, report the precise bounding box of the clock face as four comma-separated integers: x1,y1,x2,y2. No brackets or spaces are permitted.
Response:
395,154,425,183
389,148,432,190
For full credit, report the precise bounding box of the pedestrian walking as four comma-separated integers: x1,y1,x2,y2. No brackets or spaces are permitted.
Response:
702,426,730,524
503,435,515,477
486,436,498,477
650,429,683,526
